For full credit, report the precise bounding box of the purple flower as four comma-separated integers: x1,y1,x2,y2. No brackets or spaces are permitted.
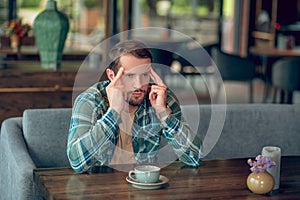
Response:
247,155,276,173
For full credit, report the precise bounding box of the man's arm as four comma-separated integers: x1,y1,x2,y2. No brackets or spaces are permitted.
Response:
161,92,202,167
67,91,120,173
149,68,202,166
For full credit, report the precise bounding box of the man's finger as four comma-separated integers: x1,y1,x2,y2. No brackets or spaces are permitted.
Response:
110,67,124,86
150,67,165,86
151,85,166,92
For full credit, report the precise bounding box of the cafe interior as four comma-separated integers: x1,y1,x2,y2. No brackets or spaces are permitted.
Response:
0,0,299,199
0,0,300,121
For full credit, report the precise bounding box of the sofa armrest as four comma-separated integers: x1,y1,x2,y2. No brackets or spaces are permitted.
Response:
0,117,39,200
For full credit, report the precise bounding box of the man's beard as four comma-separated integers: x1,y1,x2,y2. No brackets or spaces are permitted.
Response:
126,88,148,106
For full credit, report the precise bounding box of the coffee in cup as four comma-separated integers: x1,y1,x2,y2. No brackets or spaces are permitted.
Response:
128,165,160,183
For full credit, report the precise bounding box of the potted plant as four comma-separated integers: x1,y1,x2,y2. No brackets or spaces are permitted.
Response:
2,19,31,50
246,155,276,194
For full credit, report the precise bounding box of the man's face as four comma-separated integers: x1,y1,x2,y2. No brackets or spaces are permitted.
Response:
119,54,151,106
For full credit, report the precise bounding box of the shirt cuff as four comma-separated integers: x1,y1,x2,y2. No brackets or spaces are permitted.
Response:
156,107,172,121
101,107,122,124
160,113,176,129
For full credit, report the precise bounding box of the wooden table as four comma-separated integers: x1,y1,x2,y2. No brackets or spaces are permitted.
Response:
0,46,89,61
249,46,300,103
33,157,300,200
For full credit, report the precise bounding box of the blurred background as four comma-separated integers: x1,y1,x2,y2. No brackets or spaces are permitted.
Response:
1,0,300,124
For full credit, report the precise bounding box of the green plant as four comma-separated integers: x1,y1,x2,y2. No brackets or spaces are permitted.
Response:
83,0,99,8
20,0,41,8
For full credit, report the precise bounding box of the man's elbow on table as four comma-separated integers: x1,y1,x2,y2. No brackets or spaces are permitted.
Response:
66,146,87,173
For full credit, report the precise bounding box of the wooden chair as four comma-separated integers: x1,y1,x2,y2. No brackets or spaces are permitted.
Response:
211,47,257,103
272,58,300,104
172,42,215,95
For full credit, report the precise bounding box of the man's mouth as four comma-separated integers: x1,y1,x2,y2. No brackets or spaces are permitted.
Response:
130,89,145,97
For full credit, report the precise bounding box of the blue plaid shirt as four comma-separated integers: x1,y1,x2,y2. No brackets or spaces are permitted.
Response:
67,80,202,173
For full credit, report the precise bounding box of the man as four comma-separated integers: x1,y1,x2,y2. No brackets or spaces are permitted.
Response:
67,40,202,173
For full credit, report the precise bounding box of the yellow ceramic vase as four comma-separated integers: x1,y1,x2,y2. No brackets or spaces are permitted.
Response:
247,171,274,194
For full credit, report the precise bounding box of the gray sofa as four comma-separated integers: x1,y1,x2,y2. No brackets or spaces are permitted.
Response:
1,104,300,200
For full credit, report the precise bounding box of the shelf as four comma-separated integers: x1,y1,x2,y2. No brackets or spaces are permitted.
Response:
251,0,278,48
279,22,300,32
252,31,275,40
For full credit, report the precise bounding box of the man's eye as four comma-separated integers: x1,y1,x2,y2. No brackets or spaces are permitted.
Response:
142,72,149,77
125,74,134,78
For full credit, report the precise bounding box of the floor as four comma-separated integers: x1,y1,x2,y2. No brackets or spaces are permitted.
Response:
218,79,300,104
164,75,300,105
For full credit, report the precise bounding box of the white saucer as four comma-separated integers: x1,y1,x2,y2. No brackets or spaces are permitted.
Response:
126,175,169,189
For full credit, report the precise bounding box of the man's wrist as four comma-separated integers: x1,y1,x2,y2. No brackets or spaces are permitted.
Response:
156,106,172,121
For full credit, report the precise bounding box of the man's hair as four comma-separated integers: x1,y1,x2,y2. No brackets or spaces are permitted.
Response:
108,40,153,74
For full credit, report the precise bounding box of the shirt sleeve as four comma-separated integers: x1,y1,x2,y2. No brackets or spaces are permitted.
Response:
67,92,121,173
160,92,202,167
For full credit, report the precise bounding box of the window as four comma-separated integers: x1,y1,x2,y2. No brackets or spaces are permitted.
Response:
132,0,221,45
6,0,105,51
2,0,221,51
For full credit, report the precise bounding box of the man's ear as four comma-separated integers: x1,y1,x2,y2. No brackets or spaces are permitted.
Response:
106,69,115,81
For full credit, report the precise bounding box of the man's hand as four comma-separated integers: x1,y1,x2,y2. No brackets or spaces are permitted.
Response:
149,68,168,114
106,67,126,114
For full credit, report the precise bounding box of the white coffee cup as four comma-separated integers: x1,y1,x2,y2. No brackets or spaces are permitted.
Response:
128,165,160,183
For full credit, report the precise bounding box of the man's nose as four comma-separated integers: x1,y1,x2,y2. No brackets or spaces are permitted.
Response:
133,76,142,88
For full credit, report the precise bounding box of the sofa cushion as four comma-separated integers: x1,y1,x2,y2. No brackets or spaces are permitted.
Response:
181,104,300,160
23,108,72,168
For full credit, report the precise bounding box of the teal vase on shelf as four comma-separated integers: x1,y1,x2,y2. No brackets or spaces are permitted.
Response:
33,0,69,70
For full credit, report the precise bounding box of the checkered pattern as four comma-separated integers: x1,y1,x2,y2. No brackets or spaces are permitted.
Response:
67,80,202,173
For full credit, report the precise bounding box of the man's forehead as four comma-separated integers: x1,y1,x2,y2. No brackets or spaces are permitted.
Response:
119,54,151,73
123,64,151,74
